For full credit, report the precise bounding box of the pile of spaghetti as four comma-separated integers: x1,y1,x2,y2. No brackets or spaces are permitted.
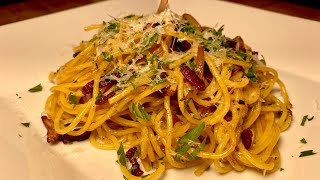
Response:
42,8,292,180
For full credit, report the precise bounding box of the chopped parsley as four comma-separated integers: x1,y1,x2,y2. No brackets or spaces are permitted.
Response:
104,22,120,33
102,51,113,62
301,115,314,126
187,60,196,71
280,168,284,171
174,122,205,160
245,66,257,82
132,103,151,121
188,136,207,160
28,84,43,93
21,122,30,127
68,93,77,106
228,65,235,71
96,91,104,101
117,143,126,166
141,33,159,53
66,141,73,144
300,138,307,144
299,150,317,157
180,23,197,34
237,50,247,59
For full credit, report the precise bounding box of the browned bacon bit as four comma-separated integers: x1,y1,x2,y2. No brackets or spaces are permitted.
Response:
95,91,116,105
233,36,246,52
224,111,233,122
41,116,61,143
200,106,217,118
61,131,91,144
241,129,253,149
151,91,164,98
126,147,137,159
79,97,85,104
130,158,144,177
125,147,144,176
173,40,191,52
73,52,80,58
162,86,176,96
82,80,94,95
182,13,201,27
99,79,116,88
180,63,206,91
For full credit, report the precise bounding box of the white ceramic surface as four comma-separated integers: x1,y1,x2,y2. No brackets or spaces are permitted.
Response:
0,0,319,179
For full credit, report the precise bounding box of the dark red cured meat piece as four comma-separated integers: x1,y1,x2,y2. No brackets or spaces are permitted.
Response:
200,105,217,118
180,64,206,91
224,111,232,122
241,129,253,149
126,147,137,159
95,91,116,105
62,131,91,144
82,80,116,95
82,80,94,95
173,40,191,52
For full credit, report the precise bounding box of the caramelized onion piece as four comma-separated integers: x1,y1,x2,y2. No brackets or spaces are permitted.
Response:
196,46,205,79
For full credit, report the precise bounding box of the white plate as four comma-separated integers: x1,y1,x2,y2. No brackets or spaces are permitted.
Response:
0,0,320,179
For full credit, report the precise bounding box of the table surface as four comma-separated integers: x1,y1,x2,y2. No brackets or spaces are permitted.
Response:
0,0,319,26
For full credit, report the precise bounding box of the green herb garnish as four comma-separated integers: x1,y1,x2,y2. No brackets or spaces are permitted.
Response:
68,93,77,106
188,136,207,160
117,143,126,166
104,22,120,33
245,66,257,82
141,33,159,53
96,91,104,101
228,65,235,71
280,168,284,171
28,84,43,92
300,138,307,144
237,50,247,59
299,150,317,157
102,51,113,62
180,23,196,34
21,122,30,127
301,115,314,126
174,122,205,160
132,103,151,121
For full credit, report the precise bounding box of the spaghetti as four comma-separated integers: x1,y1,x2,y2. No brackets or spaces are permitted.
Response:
43,7,292,180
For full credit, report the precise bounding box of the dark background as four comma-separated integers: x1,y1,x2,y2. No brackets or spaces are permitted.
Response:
0,0,319,25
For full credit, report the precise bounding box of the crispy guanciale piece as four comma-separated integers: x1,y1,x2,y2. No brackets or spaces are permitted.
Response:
41,116,91,143
95,91,116,105
241,129,253,149
228,36,246,52
61,131,91,144
180,63,206,91
82,79,116,95
182,13,201,27
41,116,61,143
